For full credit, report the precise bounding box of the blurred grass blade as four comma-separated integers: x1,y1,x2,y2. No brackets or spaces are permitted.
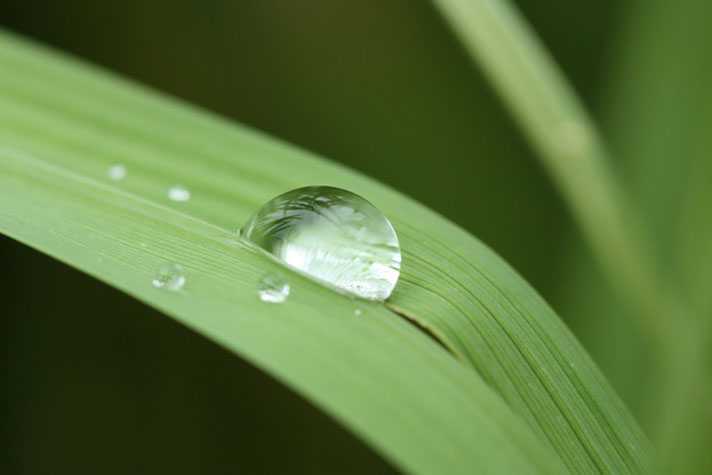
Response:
602,0,712,262
0,29,650,472
429,0,664,338
0,145,563,475
600,2,712,472
674,107,712,317
658,106,712,473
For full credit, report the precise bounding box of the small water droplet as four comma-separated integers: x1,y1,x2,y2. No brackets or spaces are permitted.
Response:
354,309,362,316
168,185,191,202
107,164,127,180
257,273,290,303
242,186,401,301
152,262,185,291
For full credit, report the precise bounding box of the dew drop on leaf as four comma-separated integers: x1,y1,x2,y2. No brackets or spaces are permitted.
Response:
168,185,191,202
257,273,290,303
152,262,185,291
242,186,401,301
107,164,127,180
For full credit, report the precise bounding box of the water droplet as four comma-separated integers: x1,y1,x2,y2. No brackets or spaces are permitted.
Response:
152,262,185,291
168,185,191,202
242,186,401,301
257,273,290,303
107,164,127,180
354,309,362,316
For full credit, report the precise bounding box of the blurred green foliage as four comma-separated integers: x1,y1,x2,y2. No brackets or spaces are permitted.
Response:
1,0,709,473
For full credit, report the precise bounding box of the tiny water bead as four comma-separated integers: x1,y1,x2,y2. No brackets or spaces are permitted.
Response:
257,273,290,303
168,185,191,202
152,262,185,291
107,164,127,180
242,186,401,301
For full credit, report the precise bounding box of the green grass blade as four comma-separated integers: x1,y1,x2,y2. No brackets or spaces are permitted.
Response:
673,108,712,318
0,29,650,472
0,145,563,475
429,0,664,339
388,229,651,473
601,0,712,261
656,107,712,473
597,2,712,472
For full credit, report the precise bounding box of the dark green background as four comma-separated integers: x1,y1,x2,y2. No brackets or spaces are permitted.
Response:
0,1,643,473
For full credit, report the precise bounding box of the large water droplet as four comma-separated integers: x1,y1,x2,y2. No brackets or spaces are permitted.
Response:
242,186,401,301
257,273,290,303
107,164,127,180
168,185,191,202
152,262,185,290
